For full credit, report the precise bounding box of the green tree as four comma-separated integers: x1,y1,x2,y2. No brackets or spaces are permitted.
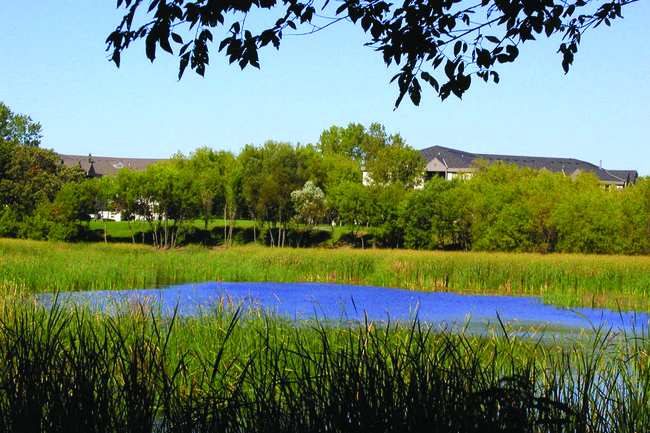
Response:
0,103,85,237
366,183,408,248
111,168,146,243
20,180,100,242
328,180,373,247
0,102,42,147
239,141,310,246
620,177,650,254
551,172,626,254
363,138,425,187
402,176,459,249
140,155,200,248
107,0,633,106
317,123,397,164
317,124,367,161
187,147,240,246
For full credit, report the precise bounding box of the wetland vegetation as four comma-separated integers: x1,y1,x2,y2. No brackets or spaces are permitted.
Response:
3,239,650,432
0,294,648,433
3,239,650,312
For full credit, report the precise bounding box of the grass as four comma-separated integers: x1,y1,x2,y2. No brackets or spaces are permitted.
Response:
2,239,650,311
86,219,350,246
3,237,650,431
0,295,648,432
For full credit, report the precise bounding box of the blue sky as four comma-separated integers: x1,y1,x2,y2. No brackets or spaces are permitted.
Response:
2,1,649,175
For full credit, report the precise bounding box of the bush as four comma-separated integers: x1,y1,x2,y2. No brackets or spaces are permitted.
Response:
0,208,20,238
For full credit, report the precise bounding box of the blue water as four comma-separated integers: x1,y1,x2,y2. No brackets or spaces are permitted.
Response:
39,281,650,332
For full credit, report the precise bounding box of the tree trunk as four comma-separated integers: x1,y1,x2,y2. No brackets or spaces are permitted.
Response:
103,220,107,244
127,219,135,244
163,213,169,249
224,206,228,247
227,204,236,247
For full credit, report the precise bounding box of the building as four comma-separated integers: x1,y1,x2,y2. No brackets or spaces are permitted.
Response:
58,154,163,178
58,154,163,221
420,145,638,188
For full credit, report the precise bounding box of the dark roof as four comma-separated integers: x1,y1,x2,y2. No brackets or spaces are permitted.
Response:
607,170,639,185
420,145,636,185
59,154,163,177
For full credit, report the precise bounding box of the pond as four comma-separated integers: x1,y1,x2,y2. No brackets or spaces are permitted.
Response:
41,281,649,333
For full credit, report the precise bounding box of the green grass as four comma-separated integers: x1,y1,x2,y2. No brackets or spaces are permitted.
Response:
2,239,650,311
3,237,650,431
0,297,648,432
86,219,350,246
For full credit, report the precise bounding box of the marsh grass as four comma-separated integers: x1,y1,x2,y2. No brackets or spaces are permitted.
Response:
0,296,649,432
3,239,650,311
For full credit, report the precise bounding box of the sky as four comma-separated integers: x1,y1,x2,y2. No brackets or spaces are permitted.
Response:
1,1,649,175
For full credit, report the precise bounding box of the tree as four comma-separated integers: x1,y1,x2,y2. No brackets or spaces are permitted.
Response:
328,180,374,247
291,180,326,227
106,0,634,106
0,102,42,147
363,138,425,186
1,139,84,221
402,176,460,249
239,141,310,246
111,167,147,243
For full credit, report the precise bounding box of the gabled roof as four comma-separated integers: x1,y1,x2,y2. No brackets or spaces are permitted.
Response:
59,154,163,177
420,145,636,185
607,170,639,185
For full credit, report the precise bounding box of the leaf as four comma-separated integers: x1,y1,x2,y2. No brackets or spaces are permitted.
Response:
454,40,461,56
286,20,297,30
145,31,157,61
178,52,190,80
111,50,121,68
171,32,183,44
506,44,519,60
486,35,500,44
444,59,456,79
160,35,173,54
409,78,421,105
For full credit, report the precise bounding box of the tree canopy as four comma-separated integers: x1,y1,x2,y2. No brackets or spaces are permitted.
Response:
107,0,636,106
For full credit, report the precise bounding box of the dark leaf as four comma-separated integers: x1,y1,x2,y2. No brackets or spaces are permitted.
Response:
171,32,183,44
444,59,455,79
160,35,173,54
178,52,190,80
506,44,519,60
361,16,371,32
145,31,157,61
147,0,161,13
111,50,121,68
409,78,421,105
454,40,461,56
486,35,500,44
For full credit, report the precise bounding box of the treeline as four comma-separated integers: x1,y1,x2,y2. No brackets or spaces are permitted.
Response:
1,102,649,254
400,163,650,255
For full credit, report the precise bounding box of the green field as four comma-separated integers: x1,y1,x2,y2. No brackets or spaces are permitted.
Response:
85,219,350,247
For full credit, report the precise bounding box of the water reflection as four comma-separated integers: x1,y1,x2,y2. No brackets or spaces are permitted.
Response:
41,281,649,332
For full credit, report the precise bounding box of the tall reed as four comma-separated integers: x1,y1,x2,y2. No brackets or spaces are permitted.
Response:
0,297,649,432
3,239,650,311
